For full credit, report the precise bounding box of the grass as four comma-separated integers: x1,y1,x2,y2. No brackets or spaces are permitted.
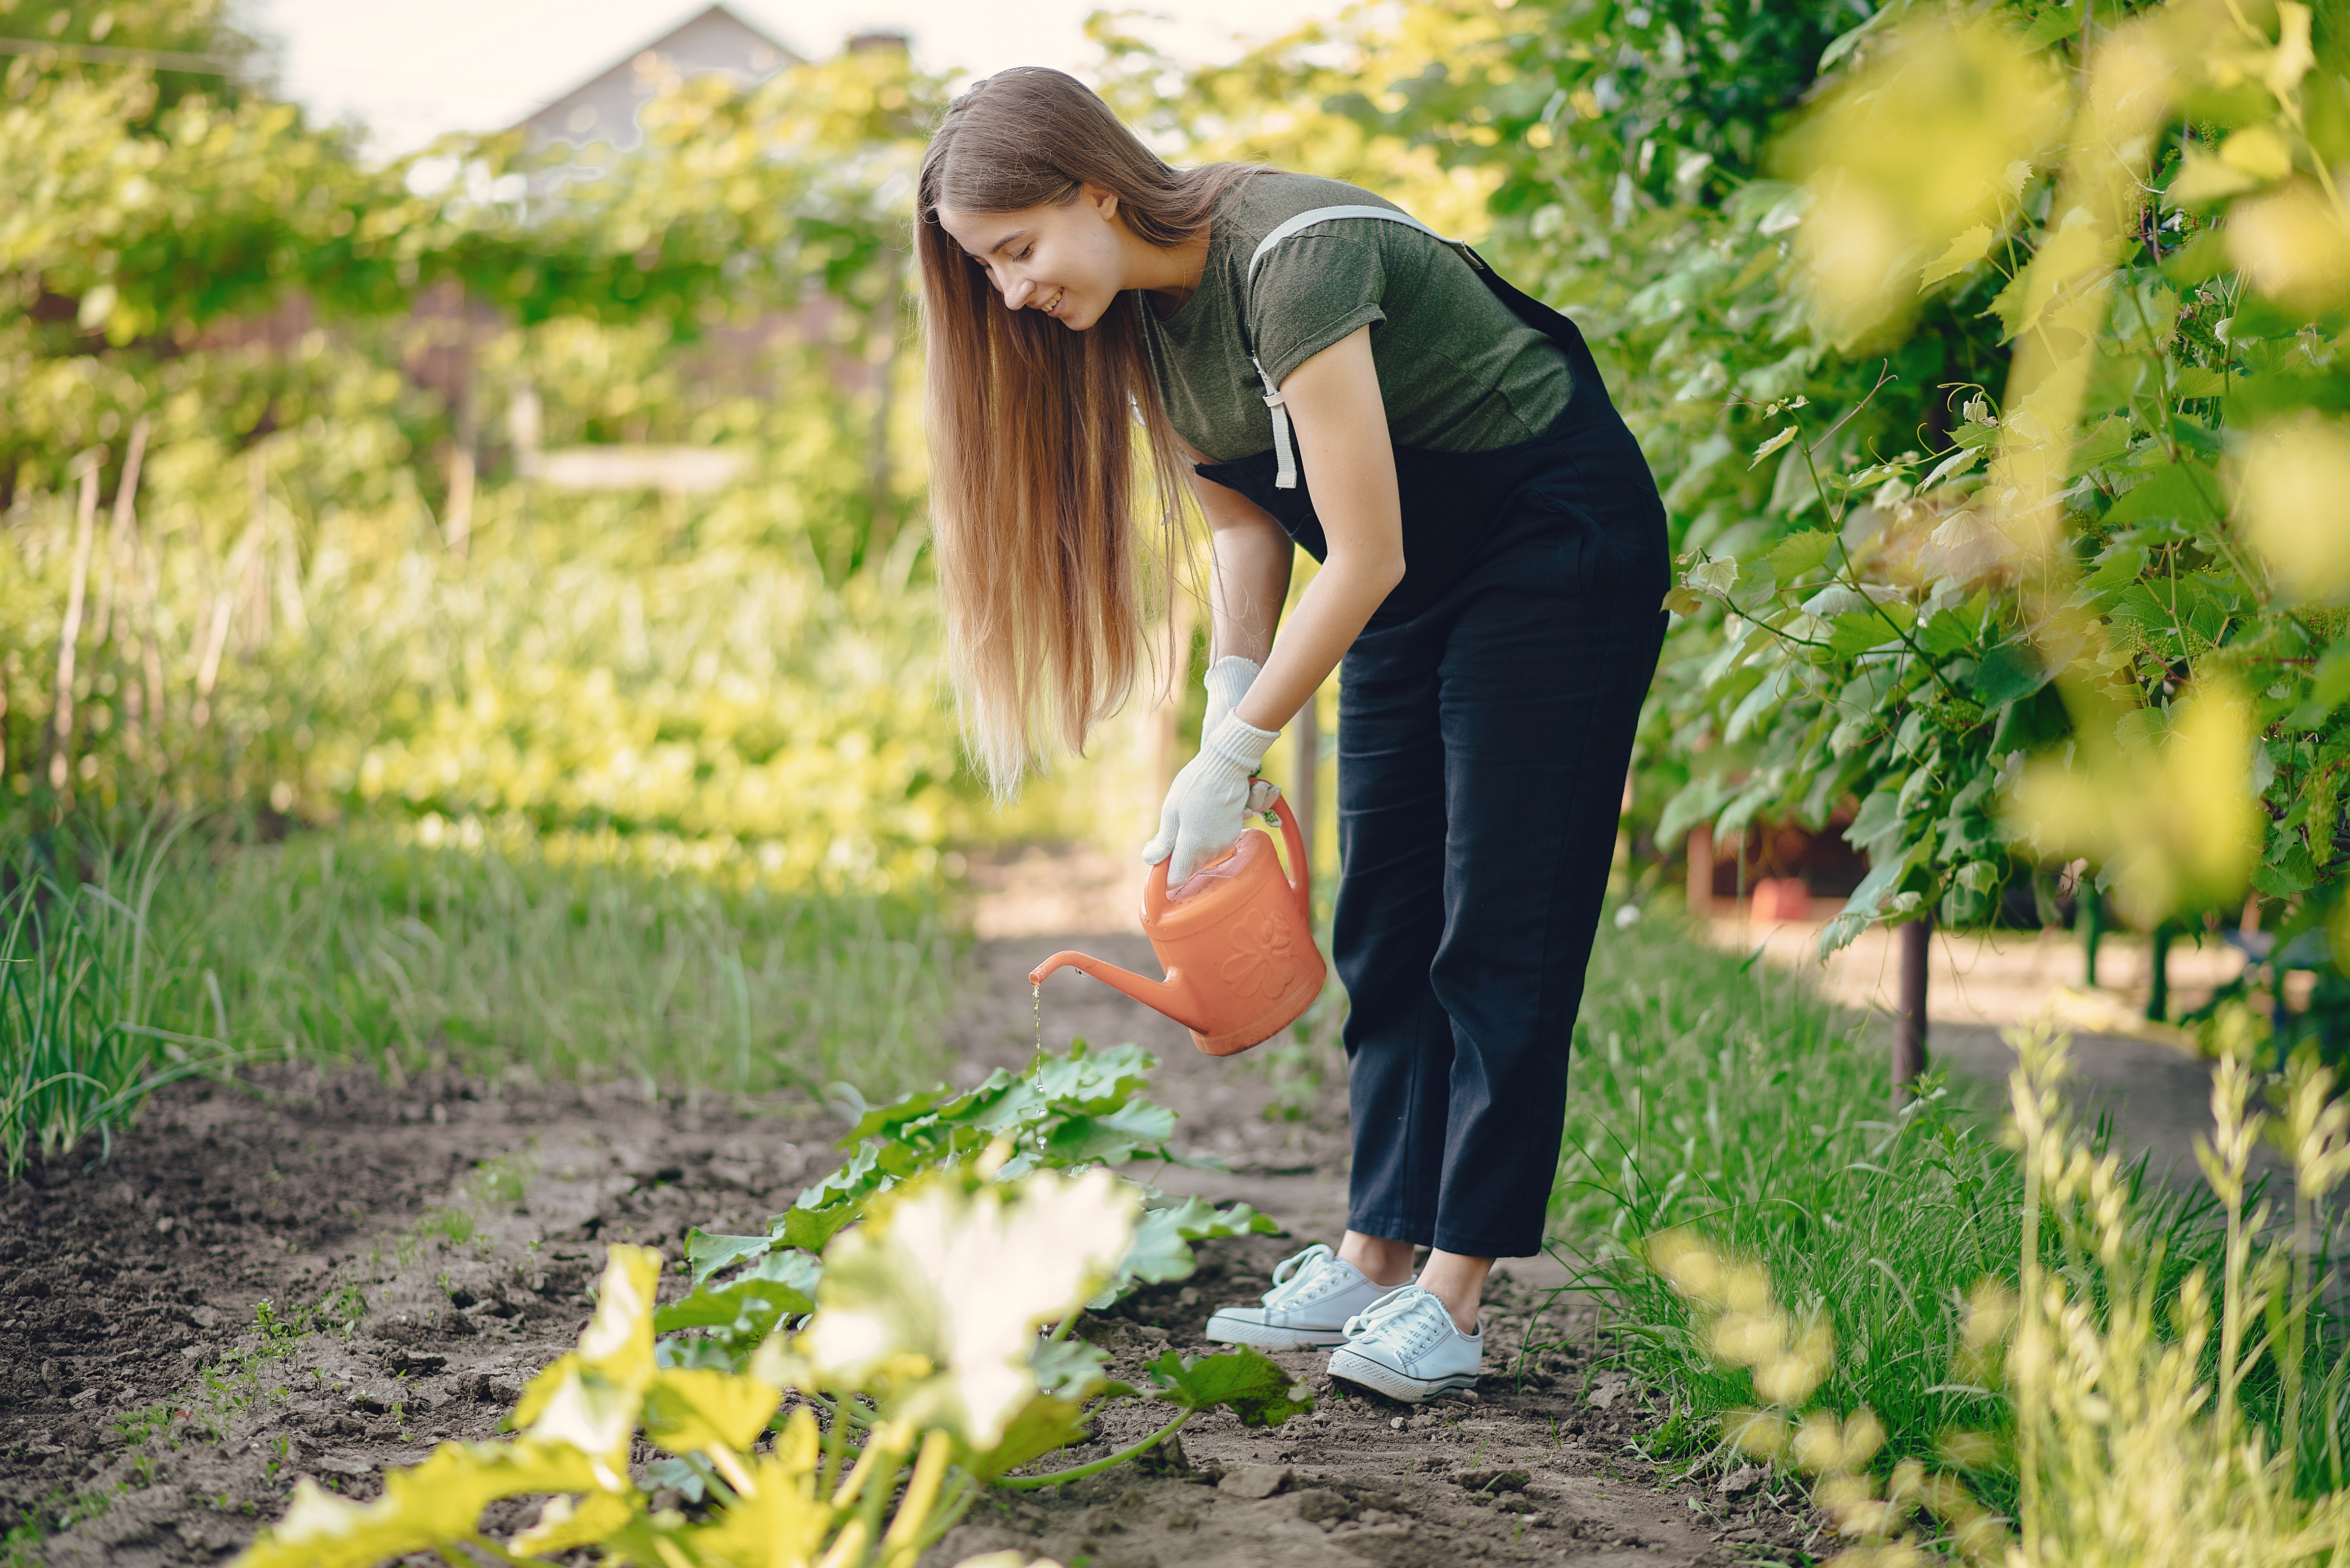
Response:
0,819,229,1177
1550,905,2234,1505
158,821,957,1100
0,813,958,1178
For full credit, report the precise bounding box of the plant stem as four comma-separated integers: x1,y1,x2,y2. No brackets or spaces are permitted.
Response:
875,1428,952,1568
990,1409,1193,1490
459,1535,550,1567
818,1389,851,1498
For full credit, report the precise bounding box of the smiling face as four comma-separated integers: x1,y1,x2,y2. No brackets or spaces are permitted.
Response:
935,185,1133,331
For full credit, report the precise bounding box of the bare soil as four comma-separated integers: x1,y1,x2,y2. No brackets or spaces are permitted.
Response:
0,932,1814,1567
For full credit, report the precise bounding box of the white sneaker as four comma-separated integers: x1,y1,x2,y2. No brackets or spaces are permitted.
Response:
1203,1243,1392,1350
1325,1285,1483,1402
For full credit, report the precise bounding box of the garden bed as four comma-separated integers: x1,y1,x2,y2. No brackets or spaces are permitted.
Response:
0,931,1812,1567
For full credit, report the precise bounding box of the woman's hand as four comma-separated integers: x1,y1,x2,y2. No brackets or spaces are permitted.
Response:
1142,713,1278,885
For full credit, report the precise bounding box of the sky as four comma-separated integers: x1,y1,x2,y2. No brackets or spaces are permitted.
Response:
248,0,1347,158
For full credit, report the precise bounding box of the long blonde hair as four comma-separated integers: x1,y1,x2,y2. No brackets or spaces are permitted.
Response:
918,67,1257,794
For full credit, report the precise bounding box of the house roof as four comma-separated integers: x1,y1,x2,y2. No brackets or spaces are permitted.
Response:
512,3,800,154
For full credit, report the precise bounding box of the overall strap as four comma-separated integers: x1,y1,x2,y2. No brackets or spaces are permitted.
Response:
1241,206,1472,490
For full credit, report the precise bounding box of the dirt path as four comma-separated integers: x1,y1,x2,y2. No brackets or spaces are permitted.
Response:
921,933,1794,1568
0,933,1798,1567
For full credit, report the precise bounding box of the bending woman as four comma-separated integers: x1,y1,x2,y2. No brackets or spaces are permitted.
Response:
920,68,1666,1402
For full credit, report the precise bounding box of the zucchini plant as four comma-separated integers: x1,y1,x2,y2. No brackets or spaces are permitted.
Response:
237,1160,1311,1568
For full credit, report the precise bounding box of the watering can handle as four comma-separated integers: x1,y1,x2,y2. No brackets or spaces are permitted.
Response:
1140,784,1311,921
1269,792,1312,921
1143,842,1172,918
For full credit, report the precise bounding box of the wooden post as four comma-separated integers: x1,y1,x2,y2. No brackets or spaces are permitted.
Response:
1157,596,1193,800
1686,822,1715,916
2082,885,2105,988
1894,912,1930,1106
1290,685,1319,880
2147,921,2173,1022
46,456,102,797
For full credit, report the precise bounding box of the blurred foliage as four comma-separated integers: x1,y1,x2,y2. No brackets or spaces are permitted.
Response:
1,0,959,882
17,0,2350,979
1105,0,2350,1013
1641,0,2350,973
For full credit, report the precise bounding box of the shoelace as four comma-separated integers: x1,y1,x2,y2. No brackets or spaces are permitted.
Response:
1262,1243,1342,1307
1345,1286,1452,1353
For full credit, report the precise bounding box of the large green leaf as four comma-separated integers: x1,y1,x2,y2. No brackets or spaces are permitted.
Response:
1971,643,2052,711
1089,1194,1281,1308
2104,460,2224,527
1764,528,1837,582
685,1230,773,1288
1144,1347,1315,1428
654,1250,821,1340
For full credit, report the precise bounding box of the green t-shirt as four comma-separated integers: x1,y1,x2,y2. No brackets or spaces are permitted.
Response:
1138,172,1573,465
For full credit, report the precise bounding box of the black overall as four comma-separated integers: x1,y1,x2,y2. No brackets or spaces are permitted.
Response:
1194,251,1669,1259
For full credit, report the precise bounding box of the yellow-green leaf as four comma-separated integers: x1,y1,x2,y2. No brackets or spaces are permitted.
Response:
1750,426,1799,468
1688,557,1740,597
1764,530,1837,582
1920,224,1995,289
2169,147,2258,206
671,1451,836,1565
643,1367,784,1457
236,1441,608,1568
508,1491,638,1560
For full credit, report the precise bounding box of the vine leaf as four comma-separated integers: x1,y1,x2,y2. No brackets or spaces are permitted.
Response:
1971,644,2052,711
1751,426,1799,467
1920,224,1995,289
1689,557,1741,596
1764,529,1837,582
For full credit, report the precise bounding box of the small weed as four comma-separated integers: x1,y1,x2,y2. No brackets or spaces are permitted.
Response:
468,1150,531,1207
1,1483,112,1568
323,1283,366,1334
112,1403,172,1446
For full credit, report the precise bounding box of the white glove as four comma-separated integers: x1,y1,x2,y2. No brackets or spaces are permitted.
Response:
1203,655,1261,738
1142,712,1279,887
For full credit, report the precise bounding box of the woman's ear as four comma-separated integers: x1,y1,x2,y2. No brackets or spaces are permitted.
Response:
1082,182,1122,224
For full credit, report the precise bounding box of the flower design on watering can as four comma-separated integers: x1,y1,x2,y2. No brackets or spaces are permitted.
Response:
1219,908,1297,999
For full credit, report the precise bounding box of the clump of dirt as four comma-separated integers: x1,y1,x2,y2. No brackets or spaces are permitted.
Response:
2,933,1823,1566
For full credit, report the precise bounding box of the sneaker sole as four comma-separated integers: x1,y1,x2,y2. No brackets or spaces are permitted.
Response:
1325,1346,1480,1403
1203,1313,1351,1351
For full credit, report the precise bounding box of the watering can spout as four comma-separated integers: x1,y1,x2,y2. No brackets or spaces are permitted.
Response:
1029,951,1203,1031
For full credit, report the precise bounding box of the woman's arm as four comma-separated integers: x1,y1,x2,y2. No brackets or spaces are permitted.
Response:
1177,439,1293,669
1221,325,1403,734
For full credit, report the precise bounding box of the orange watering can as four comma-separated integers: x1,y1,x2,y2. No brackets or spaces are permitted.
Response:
1030,791,1325,1057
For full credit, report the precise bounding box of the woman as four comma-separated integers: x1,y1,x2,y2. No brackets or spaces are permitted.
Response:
921,68,1666,1402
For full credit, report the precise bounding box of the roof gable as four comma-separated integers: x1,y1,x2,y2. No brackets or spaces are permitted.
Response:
515,3,799,152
